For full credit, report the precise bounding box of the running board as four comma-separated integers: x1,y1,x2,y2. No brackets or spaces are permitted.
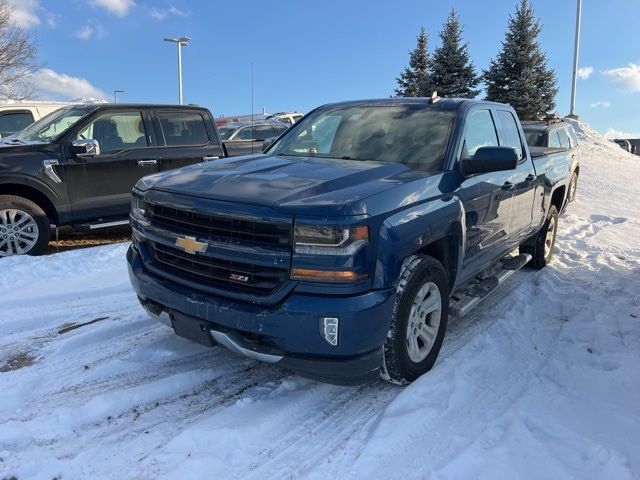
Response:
450,253,531,317
71,219,130,231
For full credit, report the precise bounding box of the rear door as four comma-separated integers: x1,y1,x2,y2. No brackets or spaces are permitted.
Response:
63,109,159,220
496,109,536,241
154,109,223,170
457,108,516,276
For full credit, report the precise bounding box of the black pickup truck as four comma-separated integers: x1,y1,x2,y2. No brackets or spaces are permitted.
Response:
0,103,223,256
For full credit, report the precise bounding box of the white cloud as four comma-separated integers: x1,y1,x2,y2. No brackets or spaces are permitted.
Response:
8,0,40,28
91,0,135,17
149,6,190,21
31,68,107,101
577,66,593,80
74,20,107,40
603,63,640,92
603,128,640,139
590,101,611,108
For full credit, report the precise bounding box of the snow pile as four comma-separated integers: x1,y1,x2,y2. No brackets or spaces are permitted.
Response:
0,123,639,479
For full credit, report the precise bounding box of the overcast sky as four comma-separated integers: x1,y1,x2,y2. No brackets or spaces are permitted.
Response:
9,0,640,137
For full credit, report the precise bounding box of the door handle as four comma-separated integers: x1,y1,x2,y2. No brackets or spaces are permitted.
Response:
501,181,514,191
137,159,157,166
202,156,219,161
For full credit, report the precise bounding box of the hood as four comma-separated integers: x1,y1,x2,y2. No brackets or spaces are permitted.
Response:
148,154,434,217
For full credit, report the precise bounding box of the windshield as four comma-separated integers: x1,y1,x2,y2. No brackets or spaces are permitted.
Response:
270,105,455,171
217,127,235,140
14,107,89,143
524,129,547,147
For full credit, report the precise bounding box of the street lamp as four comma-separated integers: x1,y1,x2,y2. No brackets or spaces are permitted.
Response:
113,90,124,103
568,0,582,119
164,36,190,105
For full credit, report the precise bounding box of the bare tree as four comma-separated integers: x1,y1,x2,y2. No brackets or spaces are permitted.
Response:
0,0,39,101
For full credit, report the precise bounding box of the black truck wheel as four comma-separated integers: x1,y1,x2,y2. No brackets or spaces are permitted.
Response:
0,195,50,257
520,205,558,269
382,255,449,384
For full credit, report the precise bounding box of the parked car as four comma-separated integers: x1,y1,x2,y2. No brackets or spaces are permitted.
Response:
0,102,71,138
0,103,223,256
218,120,289,157
522,119,581,204
266,111,304,125
128,97,574,385
612,138,632,153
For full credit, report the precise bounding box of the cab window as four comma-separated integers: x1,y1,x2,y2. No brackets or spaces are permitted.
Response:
77,111,147,154
497,110,523,159
549,132,562,148
234,127,253,140
158,111,209,146
463,109,499,159
557,128,571,148
0,110,34,137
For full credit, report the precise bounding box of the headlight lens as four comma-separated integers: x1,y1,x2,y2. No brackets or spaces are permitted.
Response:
294,224,368,255
131,195,146,219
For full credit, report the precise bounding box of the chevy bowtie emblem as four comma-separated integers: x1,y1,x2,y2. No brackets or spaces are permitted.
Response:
175,235,207,255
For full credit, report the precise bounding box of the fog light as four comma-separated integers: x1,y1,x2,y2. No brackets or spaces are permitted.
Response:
320,317,339,346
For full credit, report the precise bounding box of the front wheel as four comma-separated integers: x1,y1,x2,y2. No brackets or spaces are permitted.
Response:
520,205,558,269
0,195,50,257
382,255,449,384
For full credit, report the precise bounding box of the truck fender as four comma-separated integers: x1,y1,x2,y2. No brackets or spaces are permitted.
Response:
373,196,464,290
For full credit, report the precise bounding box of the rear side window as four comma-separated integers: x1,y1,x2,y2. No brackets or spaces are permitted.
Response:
497,110,523,159
158,111,209,146
549,132,562,148
566,126,578,147
0,111,34,136
557,128,571,148
273,124,288,136
253,125,276,141
463,109,499,158
234,127,253,140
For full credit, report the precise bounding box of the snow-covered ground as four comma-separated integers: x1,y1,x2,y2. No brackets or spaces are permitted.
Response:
1,124,639,480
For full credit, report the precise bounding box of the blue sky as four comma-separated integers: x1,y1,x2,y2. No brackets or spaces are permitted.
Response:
11,0,640,137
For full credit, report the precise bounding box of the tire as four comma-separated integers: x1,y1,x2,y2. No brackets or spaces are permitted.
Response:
520,205,558,269
0,195,50,257
382,255,450,384
568,173,578,203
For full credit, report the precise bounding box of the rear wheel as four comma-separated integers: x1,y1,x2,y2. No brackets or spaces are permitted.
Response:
520,205,558,269
0,195,50,257
382,255,449,384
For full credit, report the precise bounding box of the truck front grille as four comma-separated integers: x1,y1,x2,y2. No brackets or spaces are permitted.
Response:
149,241,289,296
147,204,291,247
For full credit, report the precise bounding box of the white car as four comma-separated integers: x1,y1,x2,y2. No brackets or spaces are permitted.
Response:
0,102,71,138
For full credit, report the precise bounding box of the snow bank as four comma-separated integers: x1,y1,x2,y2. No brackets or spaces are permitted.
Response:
0,123,638,479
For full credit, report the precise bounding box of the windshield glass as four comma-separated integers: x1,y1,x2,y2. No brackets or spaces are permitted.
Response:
270,105,455,171
15,107,88,143
217,127,235,140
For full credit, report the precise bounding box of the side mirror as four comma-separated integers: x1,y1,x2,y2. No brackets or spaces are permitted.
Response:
460,146,519,176
262,137,276,153
71,139,100,158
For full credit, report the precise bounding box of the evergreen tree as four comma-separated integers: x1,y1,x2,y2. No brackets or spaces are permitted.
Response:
395,27,433,97
431,9,479,98
483,0,558,119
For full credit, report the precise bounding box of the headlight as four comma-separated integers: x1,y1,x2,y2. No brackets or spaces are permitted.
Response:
131,195,146,219
294,224,369,255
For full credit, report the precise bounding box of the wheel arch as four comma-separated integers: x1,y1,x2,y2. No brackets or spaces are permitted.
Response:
0,182,59,224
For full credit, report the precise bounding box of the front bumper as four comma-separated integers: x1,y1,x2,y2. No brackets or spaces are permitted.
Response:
127,246,395,385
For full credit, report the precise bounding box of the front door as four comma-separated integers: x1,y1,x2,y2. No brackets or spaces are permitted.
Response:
457,108,516,278
154,110,224,170
63,110,159,220
496,109,537,242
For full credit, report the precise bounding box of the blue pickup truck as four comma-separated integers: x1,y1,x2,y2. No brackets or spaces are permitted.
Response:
127,98,572,385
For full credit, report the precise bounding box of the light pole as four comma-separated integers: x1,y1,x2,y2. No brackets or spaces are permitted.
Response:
568,0,582,119
113,90,124,103
164,36,190,105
